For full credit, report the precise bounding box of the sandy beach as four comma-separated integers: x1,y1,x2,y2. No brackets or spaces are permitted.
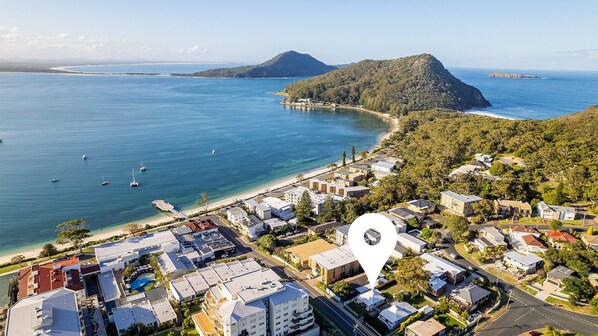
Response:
0,106,397,266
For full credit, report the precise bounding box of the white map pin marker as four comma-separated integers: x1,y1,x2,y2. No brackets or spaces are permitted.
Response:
348,213,397,292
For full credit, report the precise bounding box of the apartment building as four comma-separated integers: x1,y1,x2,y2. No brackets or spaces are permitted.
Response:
440,191,482,216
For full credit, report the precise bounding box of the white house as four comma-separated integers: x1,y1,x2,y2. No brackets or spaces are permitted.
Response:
372,160,396,178
378,301,417,330
239,215,265,240
397,233,427,253
474,227,507,251
262,196,295,220
503,251,543,274
255,203,272,220
227,207,248,225
537,201,576,220
407,199,436,215
357,290,386,312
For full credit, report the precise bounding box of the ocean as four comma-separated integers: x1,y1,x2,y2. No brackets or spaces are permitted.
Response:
0,65,596,254
0,71,388,254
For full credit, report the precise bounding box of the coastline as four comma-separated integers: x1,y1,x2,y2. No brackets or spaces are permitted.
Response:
0,105,396,266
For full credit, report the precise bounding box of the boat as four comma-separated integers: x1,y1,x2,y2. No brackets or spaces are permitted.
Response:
212,149,216,155
51,178,59,183
82,154,87,160
130,168,139,187
140,161,147,172
101,176,109,186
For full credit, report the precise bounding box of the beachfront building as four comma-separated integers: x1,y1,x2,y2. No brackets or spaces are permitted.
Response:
371,159,397,178
244,199,259,213
226,207,248,225
309,245,361,284
397,233,427,253
284,186,329,215
192,259,318,336
6,288,84,336
440,191,482,217
264,218,291,233
191,231,236,261
407,199,437,215
157,251,197,279
494,200,532,218
503,251,543,274
406,318,446,336
255,203,272,220
16,256,85,301
537,201,576,220
308,178,370,199
262,196,295,220
378,301,418,330
95,230,179,272
238,215,266,241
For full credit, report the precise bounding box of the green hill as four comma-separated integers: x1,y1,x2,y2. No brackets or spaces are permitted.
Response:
284,54,491,114
179,51,336,78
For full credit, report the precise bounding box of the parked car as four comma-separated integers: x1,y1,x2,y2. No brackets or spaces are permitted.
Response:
449,253,458,259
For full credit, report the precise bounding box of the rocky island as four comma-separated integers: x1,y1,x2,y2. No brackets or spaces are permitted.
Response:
488,72,542,79
174,50,336,78
284,53,491,113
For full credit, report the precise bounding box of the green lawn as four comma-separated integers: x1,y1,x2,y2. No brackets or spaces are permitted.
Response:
346,301,366,318
0,262,26,275
486,267,519,285
545,296,598,315
188,301,202,314
437,313,464,329
519,285,538,296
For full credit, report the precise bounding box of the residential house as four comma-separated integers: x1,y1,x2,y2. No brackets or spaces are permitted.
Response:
379,212,408,233
309,245,361,284
503,251,543,274
184,219,219,236
357,290,386,312
112,299,177,336
494,200,532,218
335,224,351,246
371,159,397,178
244,199,259,213
440,191,482,217
226,207,248,225
537,201,576,220
421,253,466,285
474,227,507,252
546,230,578,249
262,196,295,220
406,318,446,336
285,239,336,267
255,203,272,220
333,169,366,184
407,199,437,215
581,234,598,250
509,226,547,254
397,233,427,253
264,218,290,233
157,251,196,278
588,273,598,289
388,207,422,222
450,284,491,312
391,244,407,260
545,266,577,289
6,288,83,336
239,215,265,241
378,301,417,330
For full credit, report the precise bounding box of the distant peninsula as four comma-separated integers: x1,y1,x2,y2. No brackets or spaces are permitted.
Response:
174,51,337,78
284,53,491,114
488,72,542,79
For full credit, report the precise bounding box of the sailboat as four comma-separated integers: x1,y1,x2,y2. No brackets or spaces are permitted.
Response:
82,154,87,160
212,149,216,155
140,161,147,172
130,168,139,187
51,178,59,183
101,176,109,186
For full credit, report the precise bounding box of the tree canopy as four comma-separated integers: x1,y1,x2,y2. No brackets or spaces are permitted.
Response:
55,218,91,252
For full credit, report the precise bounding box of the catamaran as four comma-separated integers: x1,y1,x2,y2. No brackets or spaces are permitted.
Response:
140,161,147,172
130,169,139,187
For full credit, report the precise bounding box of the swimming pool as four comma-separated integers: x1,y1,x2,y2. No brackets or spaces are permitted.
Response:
130,273,155,291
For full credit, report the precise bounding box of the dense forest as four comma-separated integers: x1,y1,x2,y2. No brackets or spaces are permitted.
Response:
177,50,336,78
284,54,491,114
331,107,598,223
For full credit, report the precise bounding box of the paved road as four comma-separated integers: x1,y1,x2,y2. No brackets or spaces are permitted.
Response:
443,242,598,335
216,220,378,336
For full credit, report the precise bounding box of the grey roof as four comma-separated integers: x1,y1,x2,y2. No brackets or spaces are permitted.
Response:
504,251,543,266
379,301,417,324
112,300,157,332
158,252,189,274
452,284,491,304
388,207,418,220
547,266,576,281
336,224,351,236
150,298,177,324
441,190,483,203
407,199,435,208
99,270,121,302
256,203,271,211
269,282,307,306
6,288,81,336
538,201,576,214
219,299,264,324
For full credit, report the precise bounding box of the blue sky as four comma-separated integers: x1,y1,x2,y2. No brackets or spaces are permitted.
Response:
1,0,597,70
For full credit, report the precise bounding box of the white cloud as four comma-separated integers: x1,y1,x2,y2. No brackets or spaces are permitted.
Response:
175,44,208,54
57,32,70,39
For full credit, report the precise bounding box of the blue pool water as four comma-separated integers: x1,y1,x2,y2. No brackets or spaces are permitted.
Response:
130,273,155,291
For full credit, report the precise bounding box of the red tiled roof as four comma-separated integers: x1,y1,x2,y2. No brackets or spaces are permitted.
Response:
512,226,540,234
522,234,547,248
546,231,578,243
17,256,82,300
185,219,218,233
